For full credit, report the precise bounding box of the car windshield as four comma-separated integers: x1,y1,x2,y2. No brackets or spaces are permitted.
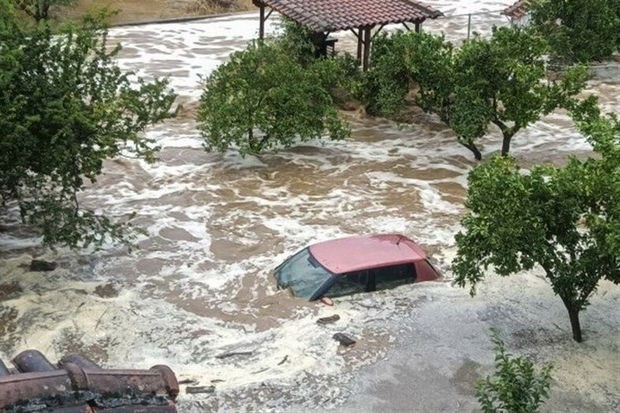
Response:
274,248,333,298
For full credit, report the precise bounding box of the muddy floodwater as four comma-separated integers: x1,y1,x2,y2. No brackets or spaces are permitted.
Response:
1,1,619,412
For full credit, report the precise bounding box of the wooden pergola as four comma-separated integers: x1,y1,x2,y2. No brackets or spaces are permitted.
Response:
252,0,443,70
502,0,532,21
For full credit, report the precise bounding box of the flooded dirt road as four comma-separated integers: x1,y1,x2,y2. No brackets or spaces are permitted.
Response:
1,1,619,411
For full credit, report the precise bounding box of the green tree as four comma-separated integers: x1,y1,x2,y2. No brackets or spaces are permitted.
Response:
274,16,317,64
530,0,620,63
13,0,75,22
451,104,619,342
197,41,349,157
0,1,177,249
477,329,552,413
363,27,588,160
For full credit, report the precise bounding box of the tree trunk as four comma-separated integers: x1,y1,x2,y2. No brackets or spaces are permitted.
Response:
562,298,583,342
501,132,512,156
460,140,482,161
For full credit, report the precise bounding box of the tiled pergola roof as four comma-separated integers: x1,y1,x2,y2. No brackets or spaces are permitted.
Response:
502,0,532,20
253,0,443,70
260,0,442,32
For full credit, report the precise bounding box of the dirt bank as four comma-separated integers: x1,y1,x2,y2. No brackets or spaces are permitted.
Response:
56,0,254,24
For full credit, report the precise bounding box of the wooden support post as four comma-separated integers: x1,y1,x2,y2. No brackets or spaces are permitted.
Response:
362,27,371,71
356,28,363,62
415,22,421,33
259,4,265,39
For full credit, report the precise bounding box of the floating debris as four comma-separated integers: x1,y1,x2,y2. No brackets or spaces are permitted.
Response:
333,333,356,347
317,314,341,325
215,351,253,359
186,385,215,394
29,260,57,272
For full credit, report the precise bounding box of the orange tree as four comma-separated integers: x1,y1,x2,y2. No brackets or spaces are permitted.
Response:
197,41,350,156
530,0,620,63
0,1,176,249
452,102,619,342
362,27,587,160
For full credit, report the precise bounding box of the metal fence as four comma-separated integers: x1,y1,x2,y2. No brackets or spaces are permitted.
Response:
423,9,512,43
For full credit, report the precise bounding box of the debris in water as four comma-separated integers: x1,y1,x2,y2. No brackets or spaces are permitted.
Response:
186,385,215,394
29,260,57,272
333,333,356,346
320,297,334,306
215,351,253,359
278,355,289,365
317,314,340,325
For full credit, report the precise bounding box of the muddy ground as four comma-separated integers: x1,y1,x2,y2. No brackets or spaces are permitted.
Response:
55,0,254,24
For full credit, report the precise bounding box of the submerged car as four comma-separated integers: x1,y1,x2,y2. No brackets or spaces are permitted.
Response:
274,234,441,300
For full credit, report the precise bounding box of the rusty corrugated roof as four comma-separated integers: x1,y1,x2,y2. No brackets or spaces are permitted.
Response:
259,0,443,32
502,0,532,20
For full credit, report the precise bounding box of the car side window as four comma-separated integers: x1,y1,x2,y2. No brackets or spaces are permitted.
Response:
328,270,368,297
373,263,416,290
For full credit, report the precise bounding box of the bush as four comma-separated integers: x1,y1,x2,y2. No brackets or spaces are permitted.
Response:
477,330,553,413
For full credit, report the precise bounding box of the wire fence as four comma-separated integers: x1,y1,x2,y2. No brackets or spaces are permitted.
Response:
423,9,513,43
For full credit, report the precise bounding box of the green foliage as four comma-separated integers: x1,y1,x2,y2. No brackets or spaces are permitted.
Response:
451,106,620,341
0,0,177,249
197,41,350,156
274,16,317,64
477,329,552,413
13,0,76,22
362,27,588,160
530,0,620,63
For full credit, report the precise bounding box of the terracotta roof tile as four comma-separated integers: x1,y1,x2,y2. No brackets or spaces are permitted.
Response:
260,0,442,32
502,0,532,20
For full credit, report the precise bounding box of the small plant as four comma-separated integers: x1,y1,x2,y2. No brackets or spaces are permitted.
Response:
476,329,552,413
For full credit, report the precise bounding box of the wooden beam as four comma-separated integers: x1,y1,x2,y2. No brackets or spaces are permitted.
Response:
362,27,371,71
370,24,386,41
356,28,363,62
259,4,265,39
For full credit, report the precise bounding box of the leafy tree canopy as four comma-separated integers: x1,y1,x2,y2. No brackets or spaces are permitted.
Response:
477,329,552,413
362,27,588,160
530,0,620,63
451,101,619,342
197,41,350,157
0,0,177,249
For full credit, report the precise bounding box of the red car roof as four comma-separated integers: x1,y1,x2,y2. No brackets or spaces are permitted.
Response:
308,234,428,275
